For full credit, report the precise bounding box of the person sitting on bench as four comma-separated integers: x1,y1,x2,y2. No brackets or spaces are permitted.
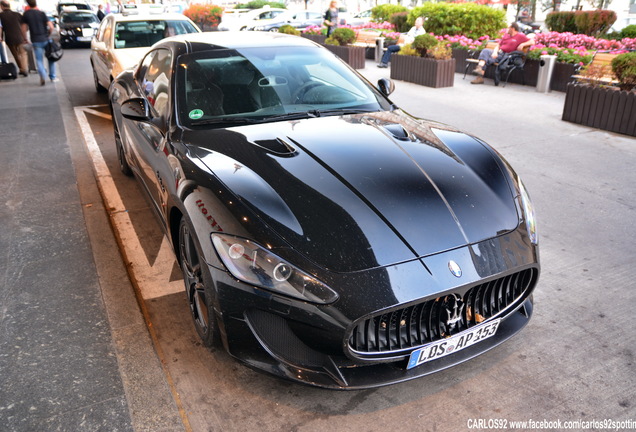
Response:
377,16,427,68
471,22,534,85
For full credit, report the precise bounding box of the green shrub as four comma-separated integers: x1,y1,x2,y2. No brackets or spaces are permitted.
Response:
620,24,636,39
278,24,300,35
612,51,636,91
527,47,593,65
427,44,452,60
411,33,440,57
325,27,356,46
546,11,577,33
372,4,408,23
389,12,410,33
574,10,616,36
409,3,505,40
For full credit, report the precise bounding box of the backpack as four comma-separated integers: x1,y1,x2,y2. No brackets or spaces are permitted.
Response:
45,40,63,62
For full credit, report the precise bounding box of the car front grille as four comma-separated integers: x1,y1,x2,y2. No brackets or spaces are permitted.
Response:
348,268,538,356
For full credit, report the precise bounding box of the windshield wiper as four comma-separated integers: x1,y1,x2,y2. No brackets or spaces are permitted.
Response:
194,117,261,126
262,112,319,122
309,108,374,117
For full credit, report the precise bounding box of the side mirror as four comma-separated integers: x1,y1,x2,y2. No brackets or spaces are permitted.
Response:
121,98,152,121
377,78,395,97
92,40,107,51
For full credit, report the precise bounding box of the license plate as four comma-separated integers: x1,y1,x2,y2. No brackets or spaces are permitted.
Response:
407,318,501,370
77,36,92,42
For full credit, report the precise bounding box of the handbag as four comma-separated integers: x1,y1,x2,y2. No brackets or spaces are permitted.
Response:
45,40,63,62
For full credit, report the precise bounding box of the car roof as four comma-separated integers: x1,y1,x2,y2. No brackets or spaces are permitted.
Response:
60,9,95,15
107,13,194,23
163,31,317,51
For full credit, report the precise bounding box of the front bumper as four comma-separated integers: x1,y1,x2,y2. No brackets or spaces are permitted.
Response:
209,227,539,389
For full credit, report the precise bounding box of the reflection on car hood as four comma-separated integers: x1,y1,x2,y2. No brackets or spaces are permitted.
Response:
188,112,519,272
111,47,148,78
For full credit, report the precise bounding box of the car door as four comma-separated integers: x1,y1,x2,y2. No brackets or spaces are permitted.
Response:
91,16,112,86
303,12,323,28
125,48,174,220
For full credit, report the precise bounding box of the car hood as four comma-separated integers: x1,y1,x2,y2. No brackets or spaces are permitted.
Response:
111,48,148,78
187,111,520,272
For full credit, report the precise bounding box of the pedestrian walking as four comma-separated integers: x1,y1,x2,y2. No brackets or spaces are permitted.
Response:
96,4,105,21
22,0,56,85
0,0,28,76
323,0,338,37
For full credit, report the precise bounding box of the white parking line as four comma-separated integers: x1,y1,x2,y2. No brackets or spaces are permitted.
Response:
74,105,183,300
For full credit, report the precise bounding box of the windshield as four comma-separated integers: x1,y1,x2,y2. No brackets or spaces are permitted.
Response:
114,20,199,49
176,45,391,128
61,12,98,24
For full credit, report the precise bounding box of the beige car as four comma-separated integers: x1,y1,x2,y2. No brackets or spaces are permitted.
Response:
90,12,200,92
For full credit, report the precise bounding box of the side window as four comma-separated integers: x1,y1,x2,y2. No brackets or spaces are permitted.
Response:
96,18,109,42
138,49,173,119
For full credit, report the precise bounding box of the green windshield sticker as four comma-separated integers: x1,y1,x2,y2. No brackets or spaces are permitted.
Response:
189,109,204,119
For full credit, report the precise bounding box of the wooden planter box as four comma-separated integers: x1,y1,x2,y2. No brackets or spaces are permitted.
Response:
562,83,636,137
451,48,471,74
324,45,366,69
390,55,455,88
550,62,577,92
301,34,327,45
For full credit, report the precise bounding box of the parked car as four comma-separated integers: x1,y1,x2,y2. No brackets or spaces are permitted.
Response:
108,31,540,389
90,13,200,92
56,0,91,16
346,8,374,27
58,10,100,47
247,10,323,32
218,7,286,31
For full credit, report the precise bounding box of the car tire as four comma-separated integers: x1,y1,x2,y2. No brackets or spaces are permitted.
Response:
92,65,107,93
178,217,220,348
111,111,133,176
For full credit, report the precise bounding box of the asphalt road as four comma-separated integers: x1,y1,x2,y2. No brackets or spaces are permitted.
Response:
60,46,636,432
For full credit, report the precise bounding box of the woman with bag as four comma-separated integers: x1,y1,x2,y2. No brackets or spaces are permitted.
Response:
22,0,56,85
323,0,338,37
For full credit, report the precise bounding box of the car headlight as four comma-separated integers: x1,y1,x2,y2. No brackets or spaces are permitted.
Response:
212,234,338,304
518,179,538,245
60,29,68,35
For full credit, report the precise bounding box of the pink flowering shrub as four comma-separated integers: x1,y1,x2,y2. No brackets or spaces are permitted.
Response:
439,34,491,50
302,25,325,35
349,21,395,31
534,32,634,52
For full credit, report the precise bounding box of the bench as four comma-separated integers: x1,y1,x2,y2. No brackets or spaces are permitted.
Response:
571,51,619,86
352,31,408,63
351,30,384,62
463,41,529,87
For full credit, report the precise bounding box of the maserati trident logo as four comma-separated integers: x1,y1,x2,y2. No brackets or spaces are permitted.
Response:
445,294,465,327
448,260,462,277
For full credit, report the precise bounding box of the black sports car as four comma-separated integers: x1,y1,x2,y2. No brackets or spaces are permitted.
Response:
109,32,540,389
58,10,99,47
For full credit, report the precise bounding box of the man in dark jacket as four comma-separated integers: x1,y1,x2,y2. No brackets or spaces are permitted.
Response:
0,0,28,76
22,0,55,85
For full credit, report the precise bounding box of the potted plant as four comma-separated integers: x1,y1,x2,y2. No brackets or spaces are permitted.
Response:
324,28,366,69
301,25,327,44
390,34,455,88
278,24,300,36
183,4,223,31
562,51,636,137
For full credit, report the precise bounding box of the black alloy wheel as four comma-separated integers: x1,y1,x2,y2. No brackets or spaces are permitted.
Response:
178,217,219,347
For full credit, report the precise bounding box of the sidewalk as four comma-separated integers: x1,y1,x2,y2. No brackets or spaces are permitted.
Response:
0,73,182,431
